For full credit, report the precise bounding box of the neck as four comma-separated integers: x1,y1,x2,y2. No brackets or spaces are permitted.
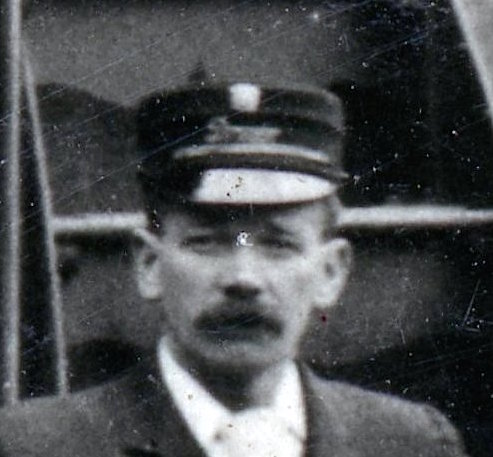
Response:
165,341,288,411
193,361,288,411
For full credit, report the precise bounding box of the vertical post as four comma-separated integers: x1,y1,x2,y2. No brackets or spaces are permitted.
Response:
0,0,23,405
22,48,68,396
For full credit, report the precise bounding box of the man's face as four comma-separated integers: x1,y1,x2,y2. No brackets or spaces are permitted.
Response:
138,202,350,373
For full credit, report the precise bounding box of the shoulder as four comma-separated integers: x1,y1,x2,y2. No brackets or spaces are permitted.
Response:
0,358,165,457
0,367,150,457
304,369,468,456
0,385,112,456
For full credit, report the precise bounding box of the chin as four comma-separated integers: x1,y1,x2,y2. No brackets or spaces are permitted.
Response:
200,342,288,374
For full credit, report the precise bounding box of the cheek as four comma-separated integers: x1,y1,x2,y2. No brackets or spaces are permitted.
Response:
274,260,319,299
284,257,319,283
160,253,216,301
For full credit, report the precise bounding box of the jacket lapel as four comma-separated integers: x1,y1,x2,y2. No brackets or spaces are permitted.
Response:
106,357,359,457
99,352,207,457
301,366,363,457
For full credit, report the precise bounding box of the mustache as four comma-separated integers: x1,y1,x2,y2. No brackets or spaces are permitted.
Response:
196,307,282,336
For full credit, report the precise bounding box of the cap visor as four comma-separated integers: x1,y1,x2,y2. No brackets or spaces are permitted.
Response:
190,169,337,205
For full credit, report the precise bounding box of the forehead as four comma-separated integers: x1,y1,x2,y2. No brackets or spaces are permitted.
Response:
160,202,331,235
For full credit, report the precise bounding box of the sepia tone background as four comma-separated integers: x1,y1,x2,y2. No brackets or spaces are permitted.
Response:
5,1,492,456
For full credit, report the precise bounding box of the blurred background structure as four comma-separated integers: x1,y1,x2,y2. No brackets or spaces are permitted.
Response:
1,1,493,456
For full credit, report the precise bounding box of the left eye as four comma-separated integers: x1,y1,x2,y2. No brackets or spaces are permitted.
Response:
260,238,299,253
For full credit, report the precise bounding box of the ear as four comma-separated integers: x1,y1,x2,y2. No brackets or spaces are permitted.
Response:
313,237,352,308
134,233,164,299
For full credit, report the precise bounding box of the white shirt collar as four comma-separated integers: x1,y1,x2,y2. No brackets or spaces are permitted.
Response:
158,338,306,455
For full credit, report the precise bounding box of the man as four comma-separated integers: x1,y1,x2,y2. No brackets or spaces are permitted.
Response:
0,82,468,457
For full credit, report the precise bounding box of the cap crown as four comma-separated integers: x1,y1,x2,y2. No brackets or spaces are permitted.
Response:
137,83,346,207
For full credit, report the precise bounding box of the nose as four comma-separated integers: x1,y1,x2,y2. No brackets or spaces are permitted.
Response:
223,282,260,300
220,248,262,300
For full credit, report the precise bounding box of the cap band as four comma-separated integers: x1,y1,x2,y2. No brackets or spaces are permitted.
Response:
174,143,331,164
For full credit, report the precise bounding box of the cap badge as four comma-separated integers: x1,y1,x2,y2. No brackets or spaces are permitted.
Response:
204,117,281,145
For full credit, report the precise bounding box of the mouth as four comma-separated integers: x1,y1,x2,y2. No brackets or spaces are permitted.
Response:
196,311,282,342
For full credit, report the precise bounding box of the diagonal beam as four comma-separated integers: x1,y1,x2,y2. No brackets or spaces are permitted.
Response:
21,47,68,398
451,0,493,124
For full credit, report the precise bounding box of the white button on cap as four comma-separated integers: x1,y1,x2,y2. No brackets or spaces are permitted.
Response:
229,83,261,112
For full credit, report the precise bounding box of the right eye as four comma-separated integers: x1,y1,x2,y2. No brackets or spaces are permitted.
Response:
181,235,219,253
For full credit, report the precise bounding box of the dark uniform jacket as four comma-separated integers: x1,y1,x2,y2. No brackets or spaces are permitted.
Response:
0,356,468,457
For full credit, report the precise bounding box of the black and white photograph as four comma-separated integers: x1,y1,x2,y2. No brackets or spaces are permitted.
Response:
0,1,492,456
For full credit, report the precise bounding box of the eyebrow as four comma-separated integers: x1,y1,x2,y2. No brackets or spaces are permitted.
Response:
181,221,223,233
181,208,238,227
180,208,302,237
261,219,296,237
